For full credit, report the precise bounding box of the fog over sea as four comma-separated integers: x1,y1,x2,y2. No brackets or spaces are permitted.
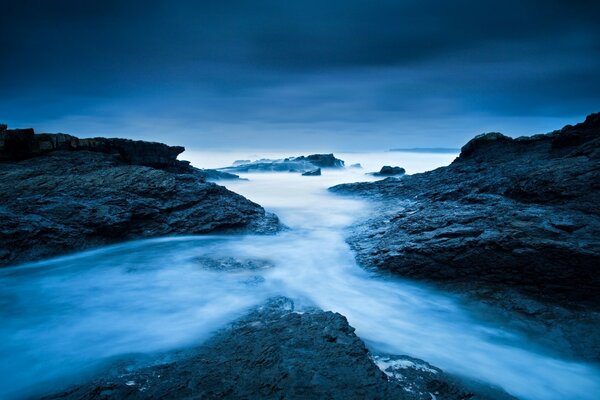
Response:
1,151,599,400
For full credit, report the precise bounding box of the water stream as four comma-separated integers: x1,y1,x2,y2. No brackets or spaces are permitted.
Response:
1,151,598,399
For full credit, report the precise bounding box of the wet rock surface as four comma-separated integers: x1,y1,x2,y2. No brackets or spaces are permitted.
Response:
197,168,242,181
192,256,274,272
371,354,515,400
41,298,505,400
219,153,344,173
332,113,600,360
0,129,279,267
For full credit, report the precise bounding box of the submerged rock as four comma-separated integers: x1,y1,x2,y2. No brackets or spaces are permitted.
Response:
41,298,506,400
332,112,600,361
0,126,279,267
302,168,322,176
193,256,273,272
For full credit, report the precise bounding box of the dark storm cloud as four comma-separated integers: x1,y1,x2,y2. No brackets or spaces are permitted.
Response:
1,0,599,149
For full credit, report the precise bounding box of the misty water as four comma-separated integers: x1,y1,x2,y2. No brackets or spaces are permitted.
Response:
1,151,599,400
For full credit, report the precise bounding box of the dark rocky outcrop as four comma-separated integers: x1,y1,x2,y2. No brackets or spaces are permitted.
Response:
198,169,242,181
332,113,600,361
41,298,508,400
302,168,322,176
292,153,345,168
374,165,406,176
220,153,344,174
0,126,279,267
0,126,188,170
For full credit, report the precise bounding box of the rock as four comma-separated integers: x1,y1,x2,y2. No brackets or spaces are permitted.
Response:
0,125,190,170
199,169,242,181
220,153,344,174
40,298,504,400
350,163,363,169
459,132,513,158
220,159,314,173
233,159,251,165
374,165,406,176
370,354,515,400
0,127,36,160
192,256,273,272
331,112,600,361
292,153,345,168
0,133,280,267
302,168,321,176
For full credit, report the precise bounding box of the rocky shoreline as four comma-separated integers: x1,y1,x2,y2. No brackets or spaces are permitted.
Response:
0,126,279,267
3,115,599,398
41,298,513,400
331,113,600,361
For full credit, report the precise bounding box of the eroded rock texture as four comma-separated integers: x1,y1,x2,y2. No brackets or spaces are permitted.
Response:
0,128,278,267
42,298,506,400
332,113,600,360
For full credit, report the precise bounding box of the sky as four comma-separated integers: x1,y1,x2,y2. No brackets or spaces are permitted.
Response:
1,0,599,151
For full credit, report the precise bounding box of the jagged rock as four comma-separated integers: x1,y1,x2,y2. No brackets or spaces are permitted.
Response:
0,125,187,169
220,154,344,173
292,153,345,168
41,298,504,400
374,165,406,176
302,168,321,176
0,134,280,267
199,169,242,181
331,112,600,361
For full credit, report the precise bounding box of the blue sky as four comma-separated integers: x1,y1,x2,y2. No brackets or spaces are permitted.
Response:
1,0,599,150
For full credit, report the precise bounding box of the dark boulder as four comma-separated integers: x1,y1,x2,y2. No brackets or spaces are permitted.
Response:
302,168,322,176
0,128,36,160
375,165,406,176
293,153,345,168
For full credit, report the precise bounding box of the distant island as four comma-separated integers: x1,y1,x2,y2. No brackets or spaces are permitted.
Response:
389,147,460,153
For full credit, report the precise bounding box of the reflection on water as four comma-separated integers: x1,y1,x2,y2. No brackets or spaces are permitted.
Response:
1,152,599,400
